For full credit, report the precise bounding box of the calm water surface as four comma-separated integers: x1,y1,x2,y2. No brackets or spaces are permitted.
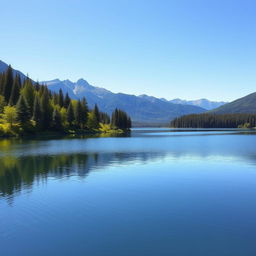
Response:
1,128,256,256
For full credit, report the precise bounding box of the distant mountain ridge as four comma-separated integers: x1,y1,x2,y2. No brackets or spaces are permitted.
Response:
210,92,256,114
0,60,28,81
1,59,227,124
42,78,206,124
169,98,227,110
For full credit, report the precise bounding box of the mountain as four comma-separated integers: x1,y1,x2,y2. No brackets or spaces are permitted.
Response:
0,59,206,124
210,92,256,114
169,98,227,110
0,60,28,81
42,78,206,124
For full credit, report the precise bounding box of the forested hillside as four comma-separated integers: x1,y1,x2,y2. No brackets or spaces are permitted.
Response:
171,113,256,128
210,92,256,114
0,65,131,137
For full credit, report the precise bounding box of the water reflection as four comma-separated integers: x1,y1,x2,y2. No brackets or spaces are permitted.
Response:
0,151,168,199
1,129,256,201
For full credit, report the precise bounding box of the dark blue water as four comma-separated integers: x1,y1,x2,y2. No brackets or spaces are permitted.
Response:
1,128,256,256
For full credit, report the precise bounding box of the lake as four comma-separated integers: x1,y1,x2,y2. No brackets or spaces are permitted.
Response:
1,128,256,256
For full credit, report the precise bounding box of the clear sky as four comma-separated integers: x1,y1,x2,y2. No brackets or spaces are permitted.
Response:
1,0,255,101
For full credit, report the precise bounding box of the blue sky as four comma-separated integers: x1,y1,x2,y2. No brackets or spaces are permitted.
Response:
1,0,255,101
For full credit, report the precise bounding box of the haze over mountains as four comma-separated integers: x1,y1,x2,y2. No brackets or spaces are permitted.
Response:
169,98,227,110
0,59,231,124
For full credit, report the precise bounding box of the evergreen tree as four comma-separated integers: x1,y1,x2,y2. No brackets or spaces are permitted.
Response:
64,93,71,108
93,104,100,123
0,95,6,113
38,85,45,97
74,100,83,128
52,108,62,130
40,89,52,130
58,89,64,107
87,111,99,129
170,113,256,128
16,95,30,124
2,65,14,103
9,74,21,106
111,108,131,130
34,81,41,91
67,102,75,127
32,95,42,129
0,72,5,94
53,93,58,105
99,112,110,124
2,106,17,126
21,79,35,112
80,97,88,128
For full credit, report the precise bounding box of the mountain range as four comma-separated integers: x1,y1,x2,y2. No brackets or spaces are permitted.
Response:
42,78,206,124
0,60,28,81
210,92,256,114
169,98,227,110
0,59,230,124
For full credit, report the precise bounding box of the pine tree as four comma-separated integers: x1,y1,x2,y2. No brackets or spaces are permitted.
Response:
64,93,71,108
58,89,64,107
93,104,100,123
2,65,14,103
32,95,42,129
67,102,74,127
53,93,58,105
81,97,88,128
111,108,131,130
0,72,5,95
74,100,83,128
52,108,62,130
40,89,52,130
16,95,30,124
2,106,17,126
0,95,6,113
21,78,35,112
87,111,98,129
9,74,21,106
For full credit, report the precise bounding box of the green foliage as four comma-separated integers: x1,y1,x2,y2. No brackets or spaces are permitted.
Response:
74,100,83,127
171,113,256,128
238,122,252,128
80,97,88,128
16,95,30,124
60,107,68,127
58,89,64,107
32,95,42,129
67,103,75,126
0,65,131,136
20,78,35,111
87,111,99,129
0,123,21,137
2,65,13,103
9,74,21,106
111,108,131,130
99,112,110,124
93,104,100,123
0,95,6,113
64,93,71,108
2,106,17,126
40,89,52,130
52,108,62,130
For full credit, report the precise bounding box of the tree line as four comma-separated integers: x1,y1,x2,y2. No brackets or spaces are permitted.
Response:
0,65,131,136
170,113,256,128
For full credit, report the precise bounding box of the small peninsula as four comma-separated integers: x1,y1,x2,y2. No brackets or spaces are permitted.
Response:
0,66,131,137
